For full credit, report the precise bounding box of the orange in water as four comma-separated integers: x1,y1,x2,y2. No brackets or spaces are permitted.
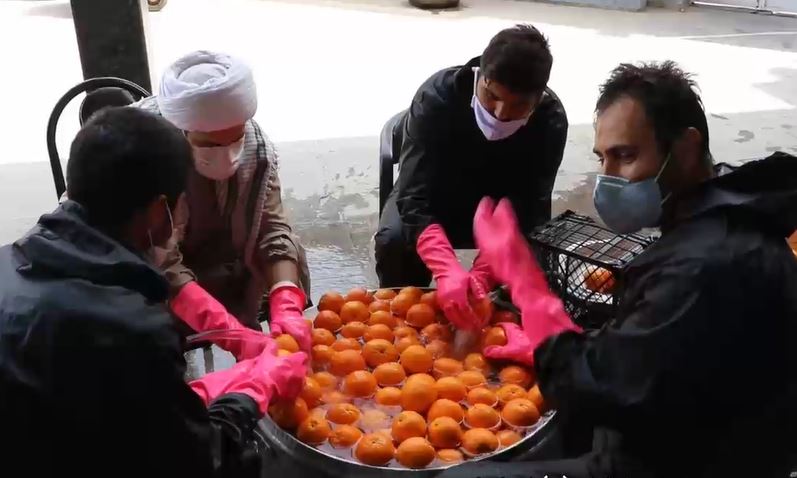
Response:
491,310,519,325
496,384,528,404
345,287,373,304
391,294,416,318
433,357,464,377
297,416,332,444
419,291,439,311
405,303,436,328
331,337,362,353
326,403,361,425
312,371,337,390
269,397,309,430
340,301,370,324
360,409,391,432
435,376,468,402
527,384,545,411
341,321,367,339
426,339,451,360
400,287,424,301
362,339,399,368
321,390,348,405
497,429,522,447
311,345,334,368
501,398,540,427
343,370,378,397
373,288,398,301
427,399,465,423
373,362,406,386
318,291,345,314
465,403,500,429
458,370,487,389
329,349,366,376
400,373,437,413
396,335,421,354
499,365,534,388
375,386,403,406
436,448,464,464
421,323,453,342
328,424,363,448
464,353,491,373
394,326,419,340
400,345,433,374
312,328,336,346
396,437,436,469
462,428,500,456
275,334,300,353
300,377,323,408
369,300,391,314
277,349,293,357
482,327,508,348
355,433,395,466
391,410,427,443
314,310,342,332
467,387,498,407
368,310,398,329
428,416,463,449
363,323,394,343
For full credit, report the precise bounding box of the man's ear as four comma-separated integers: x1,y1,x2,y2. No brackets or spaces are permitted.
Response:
675,127,703,172
144,194,171,246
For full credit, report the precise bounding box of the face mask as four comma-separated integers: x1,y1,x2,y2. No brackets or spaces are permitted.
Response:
191,136,244,180
145,203,174,268
593,155,672,234
471,67,529,141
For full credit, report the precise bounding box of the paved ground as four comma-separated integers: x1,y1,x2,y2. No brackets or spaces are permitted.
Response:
1,0,796,302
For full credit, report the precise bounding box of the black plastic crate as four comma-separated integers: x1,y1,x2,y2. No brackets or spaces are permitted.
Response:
527,211,656,329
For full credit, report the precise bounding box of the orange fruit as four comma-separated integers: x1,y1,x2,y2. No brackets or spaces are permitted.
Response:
394,325,419,340
391,410,427,443
312,328,336,346
373,288,398,301
433,357,464,377
277,349,293,357
321,390,348,405
312,371,337,390
491,310,519,325
419,291,439,311
311,345,334,367
527,384,545,411
296,415,332,444
329,349,366,376
326,403,361,425
318,291,345,314
470,297,494,325
275,334,300,353
396,437,436,469
584,266,616,294
458,370,487,389
340,301,370,324
375,386,403,406
269,398,309,430
396,335,421,354
362,339,399,368
497,429,523,447
363,323,394,343
331,337,362,352
405,303,436,328
421,323,452,342
465,403,500,429
300,377,323,408
369,300,391,314
462,428,499,455
343,370,378,397
400,287,424,301
482,327,508,348
467,387,498,407
496,384,527,404
314,310,342,332
373,362,407,386
435,376,467,402
426,339,451,360
328,424,363,448
400,373,437,413
400,344,433,374
499,365,534,388
368,310,398,329
390,294,416,318
355,433,395,466
340,321,367,339
345,287,372,304
436,448,464,464
427,398,465,422
428,416,463,449
464,353,491,373
501,398,540,427
360,408,391,432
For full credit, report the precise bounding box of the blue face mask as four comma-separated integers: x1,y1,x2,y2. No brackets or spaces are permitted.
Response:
593,155,672,234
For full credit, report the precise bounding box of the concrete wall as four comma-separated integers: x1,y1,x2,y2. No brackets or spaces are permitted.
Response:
543,0,647,11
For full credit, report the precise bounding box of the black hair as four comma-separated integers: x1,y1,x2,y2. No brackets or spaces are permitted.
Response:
480,24,553,96
596,61,712,164
66,107,192,229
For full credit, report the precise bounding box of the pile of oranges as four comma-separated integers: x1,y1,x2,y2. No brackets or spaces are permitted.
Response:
268,286,548,470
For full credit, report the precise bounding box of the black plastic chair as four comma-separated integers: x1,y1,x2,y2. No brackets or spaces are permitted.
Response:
46,77,150,200
378,110,407,218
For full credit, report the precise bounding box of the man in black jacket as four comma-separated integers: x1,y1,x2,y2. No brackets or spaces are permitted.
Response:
375,25,567,327
0,108,307,477
444,62,797,477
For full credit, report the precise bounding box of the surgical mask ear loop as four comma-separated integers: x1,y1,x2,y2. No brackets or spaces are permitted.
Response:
147,201,175,249
656,153,674,205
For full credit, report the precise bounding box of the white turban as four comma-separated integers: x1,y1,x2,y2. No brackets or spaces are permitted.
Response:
157,51,257,132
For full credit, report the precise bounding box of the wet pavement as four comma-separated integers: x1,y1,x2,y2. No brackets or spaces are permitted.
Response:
1,0,796,306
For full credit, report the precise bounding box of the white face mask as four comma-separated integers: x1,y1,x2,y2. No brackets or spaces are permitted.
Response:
146,203,174,268
471,67,530,141
191,136,244,180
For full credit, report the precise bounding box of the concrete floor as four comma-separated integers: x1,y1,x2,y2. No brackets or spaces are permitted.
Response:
0,0,796,302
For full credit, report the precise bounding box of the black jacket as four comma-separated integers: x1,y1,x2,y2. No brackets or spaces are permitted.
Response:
395,57,568,245
536,153,797,477
0,201,263,478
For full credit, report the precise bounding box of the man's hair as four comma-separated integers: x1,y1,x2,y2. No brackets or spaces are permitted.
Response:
596,61,712,164
480,24,553,96
67,107,192,229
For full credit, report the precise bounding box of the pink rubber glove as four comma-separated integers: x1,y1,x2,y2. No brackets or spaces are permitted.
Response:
469,254,495,299
474,197,582,365
417,224,485,331
171,281,269,361
269,284,312,353
189,340,307,415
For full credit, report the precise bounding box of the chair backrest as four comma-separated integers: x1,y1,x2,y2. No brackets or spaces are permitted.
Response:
378,110,407,217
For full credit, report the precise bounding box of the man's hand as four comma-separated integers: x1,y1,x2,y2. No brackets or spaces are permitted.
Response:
268,284,312,353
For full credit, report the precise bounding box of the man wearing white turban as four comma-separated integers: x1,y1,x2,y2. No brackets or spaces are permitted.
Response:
136,51,312,354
